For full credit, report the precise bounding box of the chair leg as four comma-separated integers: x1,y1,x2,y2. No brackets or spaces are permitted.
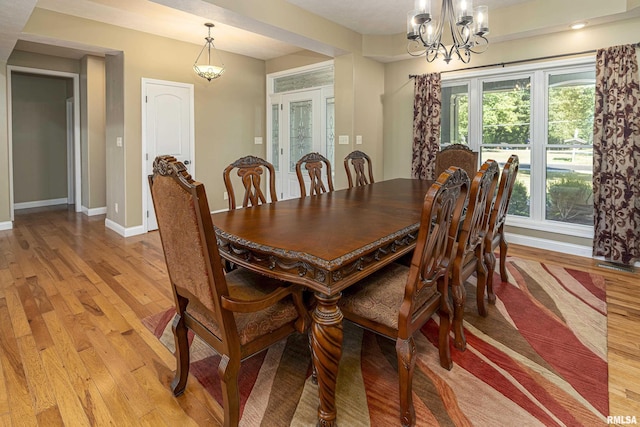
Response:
499,233,509,282
170,313,189,396
484,247,497,305
476,255,489,317
396,337,417,427
451,269,467,351
437,291,453,370
219,355,241,427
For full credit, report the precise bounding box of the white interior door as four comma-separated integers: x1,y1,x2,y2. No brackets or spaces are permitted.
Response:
143,79,194,231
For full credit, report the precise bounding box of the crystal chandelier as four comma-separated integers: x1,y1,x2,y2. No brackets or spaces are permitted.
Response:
193,23,225,81
407,0,489,64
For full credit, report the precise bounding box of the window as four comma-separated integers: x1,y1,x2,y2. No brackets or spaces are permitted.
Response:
441,59,595,236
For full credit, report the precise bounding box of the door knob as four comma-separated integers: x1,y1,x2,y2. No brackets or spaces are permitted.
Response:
184,160,191,165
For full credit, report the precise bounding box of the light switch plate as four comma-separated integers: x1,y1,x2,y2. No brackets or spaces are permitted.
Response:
116,136,123,147
339,135,349,145
356,135,362,145
254,137,263,145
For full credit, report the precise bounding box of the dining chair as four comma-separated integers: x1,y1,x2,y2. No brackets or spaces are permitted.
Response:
344,150,374,188
338,166,470,427
295,152,334,197
451,159,499,351
434,143,479,181
148,155,309,427
223,155,277,210
484,154,519,301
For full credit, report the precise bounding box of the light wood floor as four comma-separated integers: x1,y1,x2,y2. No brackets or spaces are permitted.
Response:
0,205,638,426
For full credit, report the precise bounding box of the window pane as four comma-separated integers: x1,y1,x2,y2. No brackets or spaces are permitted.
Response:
545,148,593,225
482,78,531,145
271,103,279,170
480,147,531,217
545,71,594,225
548,71,595,145
441,84,469,145
274,66,334,93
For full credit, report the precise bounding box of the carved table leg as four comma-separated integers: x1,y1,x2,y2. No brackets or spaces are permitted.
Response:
311,292,344,427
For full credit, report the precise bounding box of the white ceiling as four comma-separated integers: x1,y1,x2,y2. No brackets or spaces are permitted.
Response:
286,0,529,36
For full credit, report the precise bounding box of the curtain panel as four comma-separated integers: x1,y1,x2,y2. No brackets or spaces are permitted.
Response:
593,44,640,265
412,73,441,180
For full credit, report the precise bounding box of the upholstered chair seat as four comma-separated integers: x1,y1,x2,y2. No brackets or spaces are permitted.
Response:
186,268,302,346
340,263,438,334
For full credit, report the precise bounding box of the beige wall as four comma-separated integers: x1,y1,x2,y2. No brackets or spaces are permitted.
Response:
0,63,9,224
382,15,640,247
11,73,69,204
80,55,106,210
265,50,331,74
22,8,267,226
105,52,125,225
8,50,80,74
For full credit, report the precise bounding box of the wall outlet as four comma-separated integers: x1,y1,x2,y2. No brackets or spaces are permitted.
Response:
114,202,119,213
223,191,228,200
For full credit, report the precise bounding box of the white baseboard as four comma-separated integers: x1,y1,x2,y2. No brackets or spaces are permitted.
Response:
0,221,12,231
14,198,68,210
82,206,107,216
104,218,145,237
505,232,593,258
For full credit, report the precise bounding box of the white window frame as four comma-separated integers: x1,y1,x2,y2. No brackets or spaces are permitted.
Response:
442,57,595,238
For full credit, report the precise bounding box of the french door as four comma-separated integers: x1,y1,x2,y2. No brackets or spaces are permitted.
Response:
268,87,334,200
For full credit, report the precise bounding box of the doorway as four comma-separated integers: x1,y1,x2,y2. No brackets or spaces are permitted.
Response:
7,66,81,220
142,78,195,232
267,62,334,200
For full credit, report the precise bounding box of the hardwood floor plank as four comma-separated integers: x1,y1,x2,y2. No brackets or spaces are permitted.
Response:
78,347,141,426
16,335,57,414
41,310,117,426
39,347,91,426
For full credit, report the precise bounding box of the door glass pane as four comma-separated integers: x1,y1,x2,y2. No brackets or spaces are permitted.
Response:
271,103,279,171
545,71,595,225
441,84,469,145
325,97,335,167
289,100,313,172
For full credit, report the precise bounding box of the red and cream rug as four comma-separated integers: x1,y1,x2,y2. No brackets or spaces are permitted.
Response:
143,256,608,426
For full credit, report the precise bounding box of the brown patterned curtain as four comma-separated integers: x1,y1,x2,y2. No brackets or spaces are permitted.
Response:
412,73,441,180
593,44,640,265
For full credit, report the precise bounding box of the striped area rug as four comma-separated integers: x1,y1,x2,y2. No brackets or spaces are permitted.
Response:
143,256,608,426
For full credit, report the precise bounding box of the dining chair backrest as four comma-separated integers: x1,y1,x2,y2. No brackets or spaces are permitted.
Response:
295,152,334,197
149,155,309,427
435,143,479,181
455,159,500,261
487,155,519,243
400,166,469,337
223,155,277,210
450,159,499,351
344,150,374,188
484,154,519,291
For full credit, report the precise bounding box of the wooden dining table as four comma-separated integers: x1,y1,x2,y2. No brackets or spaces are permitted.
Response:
212,178,433,426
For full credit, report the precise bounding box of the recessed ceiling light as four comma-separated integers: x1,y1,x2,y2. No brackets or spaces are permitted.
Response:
571,22,587,30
